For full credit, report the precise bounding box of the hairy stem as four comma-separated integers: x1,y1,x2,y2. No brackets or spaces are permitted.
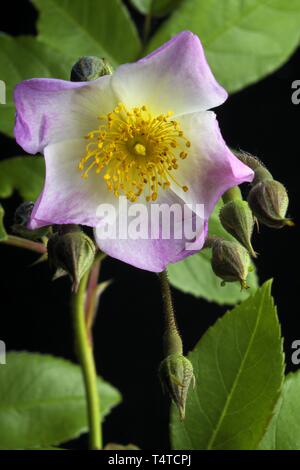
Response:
158,270,183,356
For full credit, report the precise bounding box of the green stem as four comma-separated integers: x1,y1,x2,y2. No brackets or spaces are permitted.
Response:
222,186,242,204
85,255,103,342
72,271,102,450
1,235,47,254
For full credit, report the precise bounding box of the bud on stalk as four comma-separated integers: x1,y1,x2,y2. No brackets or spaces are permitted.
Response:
248,180,293,229
158,270,195,420
207,238,251,289
233,150,293,229
159,353,195,420
220,199,256,257
47,226,96,291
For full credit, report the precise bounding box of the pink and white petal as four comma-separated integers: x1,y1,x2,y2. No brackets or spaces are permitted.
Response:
94,189,207,272
170,111,254,218
112,31,227,117
29,139,117,229
14,75,116,154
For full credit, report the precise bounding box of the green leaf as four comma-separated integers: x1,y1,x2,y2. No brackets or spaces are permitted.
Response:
0,204,7,241
130,0,182,17
171,281,284,450
146,0,300,93
0,156,45,201
0,352,121,450
259,371,300,450
168,201,258,305
0,34,71,136
32,0,141,66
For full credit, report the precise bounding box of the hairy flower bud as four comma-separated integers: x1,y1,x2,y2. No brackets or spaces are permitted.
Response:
210,238,251,289
220,200,256,257
12,201,49,240
234,150,293,229
247,180,293,229
159,353,195,420
70,56,113,82
47,226,95,291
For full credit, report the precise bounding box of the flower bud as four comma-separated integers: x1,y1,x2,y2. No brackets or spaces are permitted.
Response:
210,239,251,289
247,180,293,229
12,201,50,240
47,227,95,291
70,56,113,82
159,353,195,420
219,200,256,257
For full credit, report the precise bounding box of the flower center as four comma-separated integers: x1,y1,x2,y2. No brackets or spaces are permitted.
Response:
79,103,190,202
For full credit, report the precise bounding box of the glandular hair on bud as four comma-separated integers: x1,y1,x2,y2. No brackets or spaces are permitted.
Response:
12,201,49,241
233,150,273,185
47,229,96,291
70,56,113,82
220,200,256,257
247,180,292,229
159,353,195,420
210,239,251,289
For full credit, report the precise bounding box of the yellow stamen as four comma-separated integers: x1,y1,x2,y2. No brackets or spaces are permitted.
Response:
79,103,190,201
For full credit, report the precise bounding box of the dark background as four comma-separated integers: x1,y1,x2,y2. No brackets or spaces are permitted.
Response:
0,0,299,450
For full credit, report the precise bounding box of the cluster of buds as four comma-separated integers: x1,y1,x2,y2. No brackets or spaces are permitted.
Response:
208,150,292,288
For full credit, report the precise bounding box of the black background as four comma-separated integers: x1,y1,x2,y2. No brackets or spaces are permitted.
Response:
0,0,299,450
